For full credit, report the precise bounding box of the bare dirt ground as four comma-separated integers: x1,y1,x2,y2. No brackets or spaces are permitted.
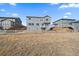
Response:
0,32,79,56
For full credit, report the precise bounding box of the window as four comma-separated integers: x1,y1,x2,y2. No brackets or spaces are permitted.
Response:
28,23,34,26
36,23,39,26
29,18,31,20
28,23,31,25
32,23,34,25
46,19,48,21
42,23,44,26
44,23,50,26
41,27,46,30
69,23,72,25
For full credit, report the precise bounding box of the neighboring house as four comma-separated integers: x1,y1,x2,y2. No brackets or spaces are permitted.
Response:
53,18,75,28
26,15,51,31
53,18,79,32
0,17,22,30
71,21,79,32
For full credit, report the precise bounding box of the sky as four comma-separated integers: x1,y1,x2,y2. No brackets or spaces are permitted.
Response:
0,3,79,26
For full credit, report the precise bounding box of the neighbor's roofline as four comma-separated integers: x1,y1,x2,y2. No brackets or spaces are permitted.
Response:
53,18,76,23
0,17,21,22
72,21,79,23
0,17,20,19
27,16,44,18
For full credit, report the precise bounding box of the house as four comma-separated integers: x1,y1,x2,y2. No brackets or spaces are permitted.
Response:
53,18,79,32
0,17,22,30
53,18,75,28
71,21,79,32
26,15,51,31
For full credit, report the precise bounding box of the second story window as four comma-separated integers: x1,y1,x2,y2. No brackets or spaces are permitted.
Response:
46,19,48,21
28,23,34,26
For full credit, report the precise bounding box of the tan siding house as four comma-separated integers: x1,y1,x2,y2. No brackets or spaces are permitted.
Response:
0,17,22,30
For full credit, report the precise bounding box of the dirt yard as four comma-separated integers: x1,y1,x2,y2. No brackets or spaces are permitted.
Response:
0,32,79,56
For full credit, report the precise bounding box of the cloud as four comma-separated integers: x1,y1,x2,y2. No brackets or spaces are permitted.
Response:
0,9,5,12
50,3,60,5
6,13,19,17
59,3,79,9
8,3,16,6
11,13,19,16
63,12,72,18
65,12,72,15
59,4,68,8
63,15,68,18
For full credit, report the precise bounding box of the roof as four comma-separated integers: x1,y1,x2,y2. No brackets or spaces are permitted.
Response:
60,18,75,21
27,15,51,18
44,15,51,17
53,18,76,23
0,17,21,22
0,17,20,19
72,20,79,23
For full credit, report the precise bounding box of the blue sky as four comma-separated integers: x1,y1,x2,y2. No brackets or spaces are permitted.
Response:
0,3,79,25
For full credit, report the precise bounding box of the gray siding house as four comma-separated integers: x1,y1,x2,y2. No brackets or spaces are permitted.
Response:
53,18,79,32
0,17,22,30
71,21,79,32
27,15,51,31
53,18,75,28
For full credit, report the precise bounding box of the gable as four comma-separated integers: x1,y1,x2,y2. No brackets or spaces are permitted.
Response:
53,18,76,24
0,18,15,22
